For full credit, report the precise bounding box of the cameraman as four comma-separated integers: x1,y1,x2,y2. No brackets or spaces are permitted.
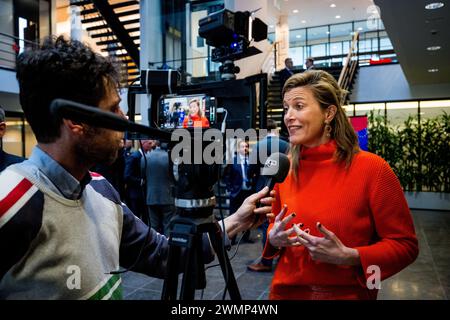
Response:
0,36,274,299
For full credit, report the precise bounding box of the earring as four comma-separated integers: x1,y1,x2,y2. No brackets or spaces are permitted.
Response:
325,121,332,138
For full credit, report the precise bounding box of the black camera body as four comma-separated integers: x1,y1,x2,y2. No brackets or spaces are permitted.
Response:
199,9,268,63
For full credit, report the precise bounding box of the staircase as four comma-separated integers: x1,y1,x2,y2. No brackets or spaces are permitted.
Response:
266,65,359,138
70,0,141,84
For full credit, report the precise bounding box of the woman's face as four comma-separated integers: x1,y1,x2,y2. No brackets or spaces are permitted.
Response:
189,102,200,115
283,86,328,148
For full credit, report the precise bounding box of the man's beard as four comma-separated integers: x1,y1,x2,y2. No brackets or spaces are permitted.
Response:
74,126,120,166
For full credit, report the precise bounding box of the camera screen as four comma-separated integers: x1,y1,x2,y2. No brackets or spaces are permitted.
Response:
158,94,216,129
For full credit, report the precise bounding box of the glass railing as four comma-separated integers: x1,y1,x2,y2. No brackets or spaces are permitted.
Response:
268,18,395,69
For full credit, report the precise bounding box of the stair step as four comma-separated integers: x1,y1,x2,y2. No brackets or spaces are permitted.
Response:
81,15,104,24
81,8,139,24
86,24,110,32
121,18,140,25
91,27,139,39
101,46,124,52
96,35,139,46
70,0,92,6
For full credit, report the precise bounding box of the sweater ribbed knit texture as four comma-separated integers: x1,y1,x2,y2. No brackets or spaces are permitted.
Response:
263,140,418,299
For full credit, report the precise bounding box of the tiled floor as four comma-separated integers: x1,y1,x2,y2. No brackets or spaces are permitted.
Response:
122,210,450,300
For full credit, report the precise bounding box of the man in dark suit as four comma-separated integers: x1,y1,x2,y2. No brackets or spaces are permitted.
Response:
142,141,175,236
278,57,294,90
305,57,315,70
223,140,254,243
247,119,289,272
0,106,25,171
124,139,154,224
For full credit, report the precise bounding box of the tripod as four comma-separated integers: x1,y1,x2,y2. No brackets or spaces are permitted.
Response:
161,210,241,300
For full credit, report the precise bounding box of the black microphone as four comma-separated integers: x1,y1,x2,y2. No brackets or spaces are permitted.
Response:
49,98,173,142
251,152,290,226
258,152,290,192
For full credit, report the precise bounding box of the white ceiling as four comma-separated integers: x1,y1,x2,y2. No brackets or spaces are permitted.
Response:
374,0,450,85
266,0,377,30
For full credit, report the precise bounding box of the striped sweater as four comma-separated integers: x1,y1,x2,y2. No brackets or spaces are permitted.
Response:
0,153,169,299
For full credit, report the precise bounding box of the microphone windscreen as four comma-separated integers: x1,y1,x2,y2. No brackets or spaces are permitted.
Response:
261,152,290,183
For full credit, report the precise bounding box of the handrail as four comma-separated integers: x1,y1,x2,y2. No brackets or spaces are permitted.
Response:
338,31,359,102
0,32,40,70
260,41,278,75
0,32,40,46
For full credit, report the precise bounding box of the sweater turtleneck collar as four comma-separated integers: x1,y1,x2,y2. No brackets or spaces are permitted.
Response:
301,140,337,161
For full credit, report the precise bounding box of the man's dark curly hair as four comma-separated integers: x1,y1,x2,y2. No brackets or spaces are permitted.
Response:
16,36,121,143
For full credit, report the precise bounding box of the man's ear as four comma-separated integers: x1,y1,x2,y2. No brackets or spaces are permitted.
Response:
0,122,6,138
326,105,337,122
63,119,84,136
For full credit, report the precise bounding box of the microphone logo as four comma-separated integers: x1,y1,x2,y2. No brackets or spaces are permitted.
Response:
264,159,278,168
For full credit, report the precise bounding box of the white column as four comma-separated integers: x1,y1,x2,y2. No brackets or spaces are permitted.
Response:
275,15,289,71
139,0,163,125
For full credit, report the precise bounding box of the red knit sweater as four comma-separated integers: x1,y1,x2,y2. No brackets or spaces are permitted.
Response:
263,140,419,300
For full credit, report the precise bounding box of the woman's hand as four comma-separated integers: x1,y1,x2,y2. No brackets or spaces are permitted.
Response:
268,205,303,249
293,222,361,266
224,186,276,238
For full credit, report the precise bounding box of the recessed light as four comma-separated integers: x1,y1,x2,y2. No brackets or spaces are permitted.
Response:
326,31,330,34
335,15,341,19
425,2,444,9
428,68,439,72
296,35,301,38
330,3,336,8
427,46,441,51
293,9,299,13
269,25,274,28
301,20,306,23
357,27,363,31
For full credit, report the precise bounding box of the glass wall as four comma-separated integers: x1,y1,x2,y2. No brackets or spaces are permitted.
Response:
348,100,450,192
268,18,395,68
2,113,37,158
0,0,50,70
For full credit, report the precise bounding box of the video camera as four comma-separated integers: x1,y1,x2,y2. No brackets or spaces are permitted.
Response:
198,9,268,63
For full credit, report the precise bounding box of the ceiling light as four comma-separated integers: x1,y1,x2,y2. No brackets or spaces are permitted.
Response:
428,68,439,72
426,46,441,51
301,20,306,23
293,9,299,13
296,35,301,38
335,15,341,19
330,3,336,8
269,25,274,28
357,27,363,31
425,2,444,9
326,31,330,34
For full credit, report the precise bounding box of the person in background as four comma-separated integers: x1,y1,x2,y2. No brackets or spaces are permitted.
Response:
124,139,154,224
223,140,254,244
264,70,418,300
247,119,289,272
142,141,175,236
279,57,294,91
0,106,25,172
305,57,315,71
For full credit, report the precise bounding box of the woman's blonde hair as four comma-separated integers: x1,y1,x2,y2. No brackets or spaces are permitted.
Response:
282,70,359,180
189,98,202,117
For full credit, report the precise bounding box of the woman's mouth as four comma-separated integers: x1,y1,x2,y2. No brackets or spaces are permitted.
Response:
288,125,303,134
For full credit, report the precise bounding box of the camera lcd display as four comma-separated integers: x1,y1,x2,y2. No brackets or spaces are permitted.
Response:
158,94,216,129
